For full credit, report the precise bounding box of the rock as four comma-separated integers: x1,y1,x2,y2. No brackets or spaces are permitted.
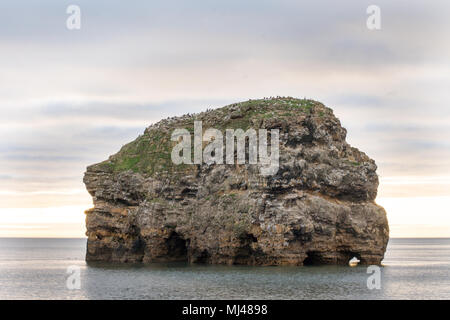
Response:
83,97,389,265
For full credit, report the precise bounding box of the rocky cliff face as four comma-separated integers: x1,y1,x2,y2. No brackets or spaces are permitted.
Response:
84,97,389,265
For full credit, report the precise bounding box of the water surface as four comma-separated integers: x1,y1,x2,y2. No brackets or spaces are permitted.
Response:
0,238,449,299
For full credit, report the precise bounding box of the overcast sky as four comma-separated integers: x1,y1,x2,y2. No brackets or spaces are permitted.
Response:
1,1,449,237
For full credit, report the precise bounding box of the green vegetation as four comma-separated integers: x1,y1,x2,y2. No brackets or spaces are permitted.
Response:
95,97,326,178
346,160,361,166
103,128,189,177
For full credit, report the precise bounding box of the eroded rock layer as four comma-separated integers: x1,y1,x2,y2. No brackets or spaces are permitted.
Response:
84,97,389,265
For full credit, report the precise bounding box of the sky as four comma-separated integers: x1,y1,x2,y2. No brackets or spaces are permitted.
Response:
0,0,449,238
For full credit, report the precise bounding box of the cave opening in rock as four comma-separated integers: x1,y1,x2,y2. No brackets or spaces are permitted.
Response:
303,251,322,266
131,237,145,254
166,231,188,261
233,233,258,265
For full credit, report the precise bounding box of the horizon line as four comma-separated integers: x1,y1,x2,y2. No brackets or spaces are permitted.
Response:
1,236,449,240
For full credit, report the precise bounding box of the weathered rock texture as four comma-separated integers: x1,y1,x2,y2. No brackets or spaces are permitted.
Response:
84,97,389,265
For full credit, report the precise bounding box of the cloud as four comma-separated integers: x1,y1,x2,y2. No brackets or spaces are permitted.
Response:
1,0,450,229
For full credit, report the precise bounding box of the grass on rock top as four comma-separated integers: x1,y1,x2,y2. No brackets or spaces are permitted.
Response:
95,98,328,177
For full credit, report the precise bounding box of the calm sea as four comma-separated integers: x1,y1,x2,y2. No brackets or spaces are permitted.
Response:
0,238,449,299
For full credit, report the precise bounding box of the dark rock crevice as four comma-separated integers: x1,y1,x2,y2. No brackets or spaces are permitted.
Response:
165,232,188,262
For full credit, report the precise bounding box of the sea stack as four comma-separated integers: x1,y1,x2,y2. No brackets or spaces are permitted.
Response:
83,97,389,265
